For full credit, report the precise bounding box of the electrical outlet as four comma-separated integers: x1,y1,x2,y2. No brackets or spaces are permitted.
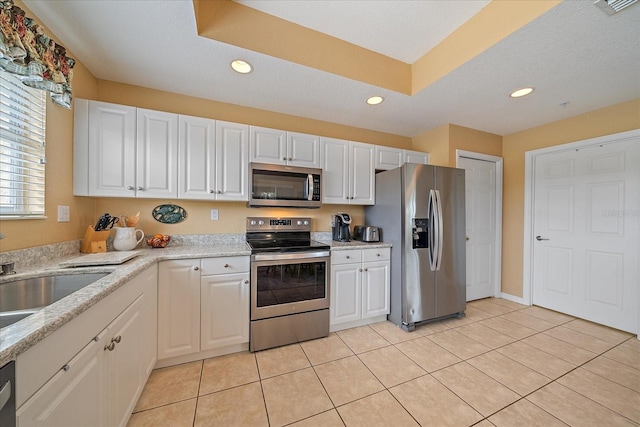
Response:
57,205,70,222
210,209,219,220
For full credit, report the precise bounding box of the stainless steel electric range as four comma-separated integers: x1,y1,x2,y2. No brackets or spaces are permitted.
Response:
246,217,330,352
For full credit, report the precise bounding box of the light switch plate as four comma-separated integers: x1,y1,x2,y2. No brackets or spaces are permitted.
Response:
210,209,219,220
57,205,70,222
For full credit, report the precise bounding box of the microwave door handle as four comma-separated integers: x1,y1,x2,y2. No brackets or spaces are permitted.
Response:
307,174,313,200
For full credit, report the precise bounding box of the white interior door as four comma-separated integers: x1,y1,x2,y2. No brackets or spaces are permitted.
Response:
532,138,639,333
458,156,499,301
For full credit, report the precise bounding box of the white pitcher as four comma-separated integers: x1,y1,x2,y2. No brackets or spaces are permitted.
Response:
113,227,144,251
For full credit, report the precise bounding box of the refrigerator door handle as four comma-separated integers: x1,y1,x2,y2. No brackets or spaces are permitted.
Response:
435,189,444,271
428,189,437,271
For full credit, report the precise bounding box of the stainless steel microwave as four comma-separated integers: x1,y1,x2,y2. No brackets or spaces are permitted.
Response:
248,163,322,208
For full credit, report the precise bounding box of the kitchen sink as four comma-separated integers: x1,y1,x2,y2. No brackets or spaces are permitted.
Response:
0,272,111,328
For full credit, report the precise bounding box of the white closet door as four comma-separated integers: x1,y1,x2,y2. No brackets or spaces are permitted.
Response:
532,138,639,333
459,156,498,301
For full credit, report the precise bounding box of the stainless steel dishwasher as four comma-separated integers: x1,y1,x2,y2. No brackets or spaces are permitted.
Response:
0,361,15,427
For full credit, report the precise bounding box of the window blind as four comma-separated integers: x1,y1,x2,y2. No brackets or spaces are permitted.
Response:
0,71,47,218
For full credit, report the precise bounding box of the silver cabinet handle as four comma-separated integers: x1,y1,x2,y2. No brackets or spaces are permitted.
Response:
193,266,200,271
224,263,229,268
288,157,292,161
127,186,134,191
536,236,550,241
376,253,380,257
218,190,222,194
104,342,115,351
345,255,350,259
364,268,368,272
243,279,249,285
137,186,144,191
62,364,70,372
359,268,363,272
112,335,122,344
283,157,287,161
210,190,215,194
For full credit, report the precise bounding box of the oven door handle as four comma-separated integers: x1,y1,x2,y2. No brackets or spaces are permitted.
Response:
251,251,330,262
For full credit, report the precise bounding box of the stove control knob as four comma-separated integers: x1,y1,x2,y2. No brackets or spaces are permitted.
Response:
258,220,264,226
250,220,257,226
303,220,309,226
297,220,303,226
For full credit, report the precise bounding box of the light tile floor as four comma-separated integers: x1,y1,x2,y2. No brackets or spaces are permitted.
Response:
127,298,640,427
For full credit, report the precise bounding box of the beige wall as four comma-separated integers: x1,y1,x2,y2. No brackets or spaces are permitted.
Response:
501,98,640,297
411,123,502,167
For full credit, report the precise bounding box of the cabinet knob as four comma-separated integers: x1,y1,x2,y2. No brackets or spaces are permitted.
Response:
283,157,287,161
359,268,363,272
127,186,134,191
218,190,222,194
62,364,70,372
346,255,350,259
104,342,116,351
288,157,292,161
210,190,215,194
93,336,99,342
364,268,368,272
193,266,200,271
243,279,249,285
137,186,144,191
377,253,380,257
224,264,229,268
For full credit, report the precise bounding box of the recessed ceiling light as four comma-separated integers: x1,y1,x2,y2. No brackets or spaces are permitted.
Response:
230,59,253,74
510,87,534,98
366,96,384,105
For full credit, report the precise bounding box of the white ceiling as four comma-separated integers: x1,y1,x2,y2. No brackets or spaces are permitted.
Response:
23,0,640,138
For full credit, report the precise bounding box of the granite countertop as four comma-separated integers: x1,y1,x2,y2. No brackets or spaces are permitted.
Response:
322,240,392,250
0,238,392,365
0,243,250,365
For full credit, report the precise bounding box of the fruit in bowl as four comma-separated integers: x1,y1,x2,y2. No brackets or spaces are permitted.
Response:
147,234,170,248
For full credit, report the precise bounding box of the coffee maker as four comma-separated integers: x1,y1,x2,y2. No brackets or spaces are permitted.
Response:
332,212,352,242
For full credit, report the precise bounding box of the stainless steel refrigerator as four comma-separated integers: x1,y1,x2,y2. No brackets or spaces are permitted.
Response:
365,164,466,331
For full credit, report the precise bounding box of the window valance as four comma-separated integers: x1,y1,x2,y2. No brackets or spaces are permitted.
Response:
0,0,75,108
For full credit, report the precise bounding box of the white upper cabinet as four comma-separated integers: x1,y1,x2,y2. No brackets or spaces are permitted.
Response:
321,137,375,205
250,126,320,168
375,146,403,170
136,108,178,198
215,121,249,201
287,132,320,168
75,100,178,198
404,149,430,165
178,116,248,201
83,100,137,197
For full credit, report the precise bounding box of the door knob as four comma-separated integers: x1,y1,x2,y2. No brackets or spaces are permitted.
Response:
536,235,550,241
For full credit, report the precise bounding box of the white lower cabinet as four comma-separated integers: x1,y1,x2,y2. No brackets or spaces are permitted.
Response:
157,259,201,359
16,266,157,427
330,248,390,331
157,256,250,365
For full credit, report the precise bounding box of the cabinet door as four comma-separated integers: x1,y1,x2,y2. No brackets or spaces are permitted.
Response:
16,331,107,427
88,101,136,197
362,261,390,319
375,146,403,170
105,294,144,427
250,126,287,165
287,132,320,168
157,260,201,359
178,115,216,200
136,109,178,198
404,149,430,165
216,121,249,201
350,142,375,205
321,137,350,204
201,272,250,350
330,263,362,325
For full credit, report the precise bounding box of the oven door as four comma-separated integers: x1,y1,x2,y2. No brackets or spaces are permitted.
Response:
251,251,330,320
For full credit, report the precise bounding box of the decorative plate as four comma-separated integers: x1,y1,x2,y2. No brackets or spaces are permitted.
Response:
152,204,187,224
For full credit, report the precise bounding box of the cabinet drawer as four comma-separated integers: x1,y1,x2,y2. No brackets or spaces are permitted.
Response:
201,256,250,275
331,250,362,265
362,248,390,263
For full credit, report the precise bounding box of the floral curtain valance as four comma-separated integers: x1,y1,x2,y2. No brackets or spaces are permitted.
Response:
0,0,75,108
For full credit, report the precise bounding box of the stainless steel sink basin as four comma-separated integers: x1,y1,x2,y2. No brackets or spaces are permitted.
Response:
0,272,110,328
